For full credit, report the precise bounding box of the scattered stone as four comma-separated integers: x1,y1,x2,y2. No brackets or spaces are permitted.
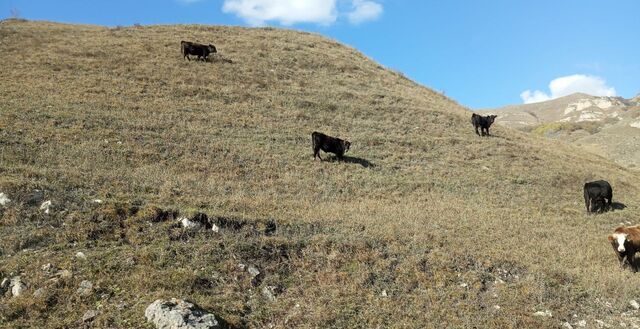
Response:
179,217,201,229
562,322,573,329
33,288,46,298
77,280,93,296
459,283,468,288
237,264,246,271
262,286,276,302
93,199,103,204
381,290,388,297
40,200,52,214
493,305,501,310
595,319,610,328
82,310,99,323
247,265,260,278
631,300,640,310
75,251,87,260
145,298,220,329
0,192,10,206
211,223,220,233
1,277,9,291
575,319,587,327
10,276,27,297
533,310,552,318
42,263,58,274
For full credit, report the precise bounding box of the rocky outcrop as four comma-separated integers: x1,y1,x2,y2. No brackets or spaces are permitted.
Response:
145,298,220,329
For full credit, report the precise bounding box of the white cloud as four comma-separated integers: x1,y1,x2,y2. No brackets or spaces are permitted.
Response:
520,74,617,104
222,0,338,26
222,0,382,26
347,0,383,24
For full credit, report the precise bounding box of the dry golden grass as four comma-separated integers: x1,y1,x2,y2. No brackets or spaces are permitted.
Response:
1,20,640,328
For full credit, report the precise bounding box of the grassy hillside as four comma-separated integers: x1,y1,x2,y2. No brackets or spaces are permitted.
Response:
2,20,640,328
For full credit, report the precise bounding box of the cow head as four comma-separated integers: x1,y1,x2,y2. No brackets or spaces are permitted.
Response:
487,115,497,125
208,44,217,53
342,140,351,153
609,233,628,252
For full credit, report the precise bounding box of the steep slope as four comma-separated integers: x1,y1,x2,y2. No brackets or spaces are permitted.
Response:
483,93,640,168
1,20,640,328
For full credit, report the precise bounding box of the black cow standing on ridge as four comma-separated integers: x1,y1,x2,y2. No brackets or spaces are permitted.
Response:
471,113,498,136
584,180,613,213
181,40,217,61
312,132,351,161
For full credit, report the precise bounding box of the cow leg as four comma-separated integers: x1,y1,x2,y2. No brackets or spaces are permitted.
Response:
474,126,480,136
485,128,490,136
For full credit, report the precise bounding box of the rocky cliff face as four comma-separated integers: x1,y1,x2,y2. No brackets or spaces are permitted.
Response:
483,93,640,168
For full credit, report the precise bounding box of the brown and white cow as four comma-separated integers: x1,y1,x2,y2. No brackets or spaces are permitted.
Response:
608,226,640,272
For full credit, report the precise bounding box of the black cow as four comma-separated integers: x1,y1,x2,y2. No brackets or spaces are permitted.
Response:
584,180,613,213
312,131,351,161
181,40,217,61
471,113,498,136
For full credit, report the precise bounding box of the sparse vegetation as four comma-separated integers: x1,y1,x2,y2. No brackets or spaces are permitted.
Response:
532,122,603,136
1,20,640,328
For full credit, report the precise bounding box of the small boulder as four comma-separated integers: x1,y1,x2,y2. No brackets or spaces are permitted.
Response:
262,286,276,302
145,298,220,329
10,276,27,297
178,217,202,229
1,277,9,291
75,251,87,260
533,310,552,318
247,265,260,278
82,310,99,323
0,192,10,206
630,299,640,310
42,263,58,274
77,280,93,296
40,200,52,214
562,322,573,329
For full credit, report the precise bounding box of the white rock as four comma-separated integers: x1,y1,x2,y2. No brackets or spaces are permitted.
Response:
575,320,586,327
93,199,103,204
10,276,26,297
533,310,552,317
179,217,201,229
381,290,388,297
0,192,10,206
82,310,99,323
262,286,276,302
630,300,640,310
562,322,573,329
493,305,501,310
77,280,93,296
145,298,219,329
247,265,260,278
40,200,52,214
76,251,87,260
1,277,10,290
211,224,219,233
459,283,468,288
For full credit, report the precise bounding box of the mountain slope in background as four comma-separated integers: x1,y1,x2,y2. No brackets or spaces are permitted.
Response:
483,93,640,168
1,20,640,328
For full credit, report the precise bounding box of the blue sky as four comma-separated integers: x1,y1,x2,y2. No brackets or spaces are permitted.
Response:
1,0,638,108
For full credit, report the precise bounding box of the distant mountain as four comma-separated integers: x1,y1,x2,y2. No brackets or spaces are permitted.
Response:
482,93,640,168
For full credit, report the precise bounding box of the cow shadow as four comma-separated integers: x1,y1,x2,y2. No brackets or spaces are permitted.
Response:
611,202,627,211
326,155,375,168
